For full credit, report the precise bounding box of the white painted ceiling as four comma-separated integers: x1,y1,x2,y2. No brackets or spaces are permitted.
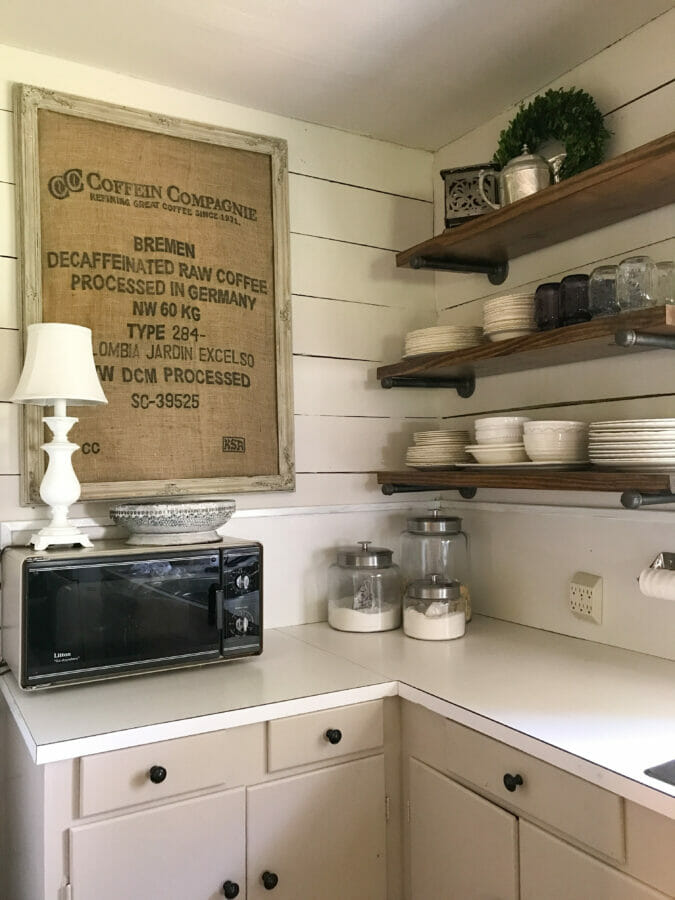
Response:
0,0,671,150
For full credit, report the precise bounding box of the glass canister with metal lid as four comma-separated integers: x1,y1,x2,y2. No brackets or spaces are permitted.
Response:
328,541,402,633
404,575,465,641
400,510,472,621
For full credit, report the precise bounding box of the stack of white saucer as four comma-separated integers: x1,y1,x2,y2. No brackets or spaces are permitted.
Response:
406,430,470,469
404,325,483,357
483,292,536,341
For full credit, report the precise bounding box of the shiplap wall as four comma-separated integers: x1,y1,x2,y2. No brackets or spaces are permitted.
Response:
0,44,441,627
433,8,675,659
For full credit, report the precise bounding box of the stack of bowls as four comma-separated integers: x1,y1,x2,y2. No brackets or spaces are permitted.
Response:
483,292,536,341
523,421,588,463
465,416,530,464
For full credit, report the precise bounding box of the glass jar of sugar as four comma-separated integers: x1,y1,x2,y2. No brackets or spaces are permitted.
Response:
400,510,472,621
403,575,465,641
328,541,402,632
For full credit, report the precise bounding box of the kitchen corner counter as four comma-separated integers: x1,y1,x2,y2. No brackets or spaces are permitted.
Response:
1,616,674,819
283,617,675,818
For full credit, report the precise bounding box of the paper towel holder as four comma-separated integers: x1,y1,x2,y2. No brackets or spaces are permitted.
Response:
649,552,675,571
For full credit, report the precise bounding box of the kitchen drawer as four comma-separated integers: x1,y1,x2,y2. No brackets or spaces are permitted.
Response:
444,719,625,861
267,700,384,772
79,723,265,816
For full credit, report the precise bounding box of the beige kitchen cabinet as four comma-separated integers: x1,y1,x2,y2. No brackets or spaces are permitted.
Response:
247,755,387,900
69,788,246,900
519,820,671,900
408,758,519,900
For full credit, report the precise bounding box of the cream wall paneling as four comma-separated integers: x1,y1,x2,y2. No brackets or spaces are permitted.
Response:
0,46,432,201
290,234,434,310
0,258,18,329
0,109,11,182
292,296,433,363
450,503,675,660
0,182,14,257
294,357,438,419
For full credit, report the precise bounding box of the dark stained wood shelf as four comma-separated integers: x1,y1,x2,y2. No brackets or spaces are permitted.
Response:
377,306,675,383
396,131,675,269
377,468,674,494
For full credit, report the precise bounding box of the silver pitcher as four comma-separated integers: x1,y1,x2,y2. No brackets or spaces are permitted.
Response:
478,145,552,209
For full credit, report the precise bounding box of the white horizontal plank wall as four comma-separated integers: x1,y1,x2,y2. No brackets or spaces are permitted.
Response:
432,9,675,657
0,44,439,627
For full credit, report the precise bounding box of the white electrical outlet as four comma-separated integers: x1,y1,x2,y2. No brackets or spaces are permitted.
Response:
569,572,603,623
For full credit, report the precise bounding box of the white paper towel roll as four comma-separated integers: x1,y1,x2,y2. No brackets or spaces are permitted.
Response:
638,567,675,600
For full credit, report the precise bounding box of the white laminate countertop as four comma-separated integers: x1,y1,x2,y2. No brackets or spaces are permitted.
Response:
1,616,674,818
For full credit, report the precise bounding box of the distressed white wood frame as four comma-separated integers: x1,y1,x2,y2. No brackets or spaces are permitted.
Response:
13,82,294,503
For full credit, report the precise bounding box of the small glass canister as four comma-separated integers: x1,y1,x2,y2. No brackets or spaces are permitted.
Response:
534,282,561,330
559,273,591,325
617,256,658,311
400,510,471,621
404,575,465,641
588,265,619,317
328,541,401,633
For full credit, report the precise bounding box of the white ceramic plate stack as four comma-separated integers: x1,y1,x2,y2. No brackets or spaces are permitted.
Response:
483,292,536,342
406,430,470,469
403,325,483,357
588,419,675,469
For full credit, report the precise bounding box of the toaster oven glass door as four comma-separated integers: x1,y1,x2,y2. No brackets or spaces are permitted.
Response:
24,552,223,684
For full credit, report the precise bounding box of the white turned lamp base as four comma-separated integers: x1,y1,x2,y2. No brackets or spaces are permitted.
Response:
29,413,93,551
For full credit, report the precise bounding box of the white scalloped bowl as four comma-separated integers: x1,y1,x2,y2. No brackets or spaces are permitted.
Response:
523,422,588,462
110,499,236,545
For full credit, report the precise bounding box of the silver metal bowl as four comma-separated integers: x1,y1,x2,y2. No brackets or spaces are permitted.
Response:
110,499,236,545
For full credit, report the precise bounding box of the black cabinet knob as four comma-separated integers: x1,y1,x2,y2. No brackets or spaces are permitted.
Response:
262,871,279,890
503,772,523,792
325,728,342,745
149,765,167,784
222,881,240,898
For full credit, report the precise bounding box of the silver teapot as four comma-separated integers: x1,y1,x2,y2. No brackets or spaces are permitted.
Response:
478,144,552,209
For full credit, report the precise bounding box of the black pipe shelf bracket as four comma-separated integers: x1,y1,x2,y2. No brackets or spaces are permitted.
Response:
410,254,509,286
615,329,675,351
621,475,675,509
381,373,476,398
381,484,477,499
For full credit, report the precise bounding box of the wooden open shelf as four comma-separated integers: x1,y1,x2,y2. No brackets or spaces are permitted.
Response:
377,468,674,495
377,306,675,383
396,132,675,269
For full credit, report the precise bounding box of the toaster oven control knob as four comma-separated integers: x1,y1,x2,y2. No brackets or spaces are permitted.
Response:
149,765,167,784
234,614,250,635
235,573,251,591
222,881,240,898
262,871,279,890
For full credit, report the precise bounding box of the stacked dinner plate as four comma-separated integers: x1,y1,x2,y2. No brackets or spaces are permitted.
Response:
406,430,470,469
483,292,536,342
403,325,483,357
589,419,675,469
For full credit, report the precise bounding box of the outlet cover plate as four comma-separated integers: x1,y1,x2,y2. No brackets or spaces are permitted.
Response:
569,572,603,623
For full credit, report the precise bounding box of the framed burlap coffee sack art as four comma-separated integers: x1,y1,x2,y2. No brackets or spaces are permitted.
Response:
13,84,294,502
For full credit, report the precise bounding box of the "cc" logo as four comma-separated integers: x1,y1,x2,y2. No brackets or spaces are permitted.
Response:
47,168,84,199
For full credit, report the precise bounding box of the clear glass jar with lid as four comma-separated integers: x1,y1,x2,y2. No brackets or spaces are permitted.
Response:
404,575,465,641
400,510,472,621
327,541,402,633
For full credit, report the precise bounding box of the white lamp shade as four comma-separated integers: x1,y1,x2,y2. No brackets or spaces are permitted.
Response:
11,322,108,406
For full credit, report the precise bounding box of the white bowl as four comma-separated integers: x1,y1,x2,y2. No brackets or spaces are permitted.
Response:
110,499,236,545
474,427,524,445
476,416,531,428
524,425,588,462
524,420,588,434
466,443,528,464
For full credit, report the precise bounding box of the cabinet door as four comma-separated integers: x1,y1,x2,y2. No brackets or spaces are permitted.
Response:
70,787,246,900
409,758,519,900
520,821,670,900
247,755,386,900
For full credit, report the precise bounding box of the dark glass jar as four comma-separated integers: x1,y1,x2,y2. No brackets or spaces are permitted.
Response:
560,274,591,325
534,282,561,330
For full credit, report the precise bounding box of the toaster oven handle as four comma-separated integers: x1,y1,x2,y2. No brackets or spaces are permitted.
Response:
208,585,226,630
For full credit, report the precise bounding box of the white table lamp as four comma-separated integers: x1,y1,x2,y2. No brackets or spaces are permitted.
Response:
11,323,107,550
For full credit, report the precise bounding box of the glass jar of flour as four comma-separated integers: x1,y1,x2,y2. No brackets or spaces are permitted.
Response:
400,510,472,621
404,575,465,641
328,542,402,632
